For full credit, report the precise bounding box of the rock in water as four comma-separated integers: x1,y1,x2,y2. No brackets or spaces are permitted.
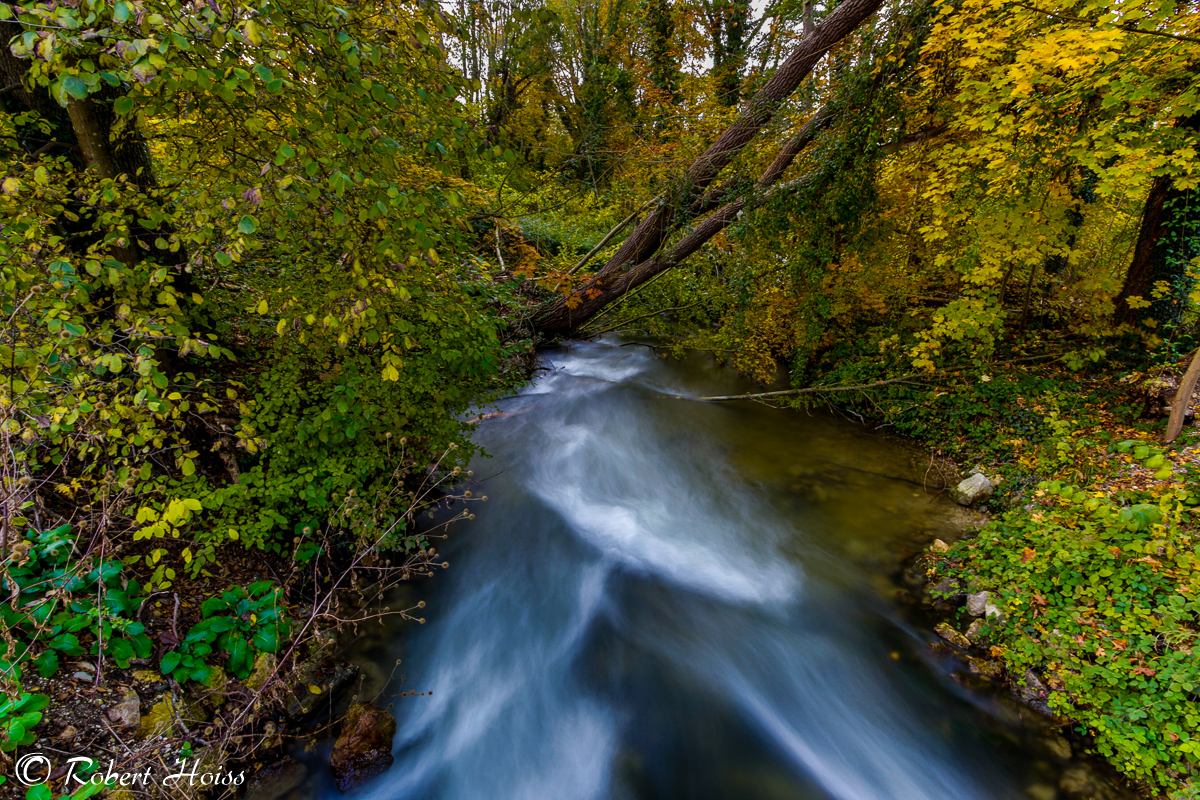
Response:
934,622,971,649
330,704,397,791
965,590,989,617
949,473,992,506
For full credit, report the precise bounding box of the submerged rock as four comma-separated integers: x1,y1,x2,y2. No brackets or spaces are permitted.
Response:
1059,766,1096,797
330,703,396,791
1039,733,1072,762
1025,784,1056,800
950,473,993,506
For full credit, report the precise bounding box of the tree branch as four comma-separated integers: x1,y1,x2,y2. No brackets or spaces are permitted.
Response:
690,375,924,402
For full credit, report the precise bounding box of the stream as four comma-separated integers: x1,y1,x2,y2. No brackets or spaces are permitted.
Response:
319,340,1102,800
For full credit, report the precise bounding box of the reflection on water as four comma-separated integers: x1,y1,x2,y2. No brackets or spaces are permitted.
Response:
318,341,1092,800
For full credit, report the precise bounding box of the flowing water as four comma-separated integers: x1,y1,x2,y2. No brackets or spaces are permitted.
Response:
317,341,1099,800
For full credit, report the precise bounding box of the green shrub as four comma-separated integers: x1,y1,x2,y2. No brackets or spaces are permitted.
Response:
160,581,290,682
0,525,152,678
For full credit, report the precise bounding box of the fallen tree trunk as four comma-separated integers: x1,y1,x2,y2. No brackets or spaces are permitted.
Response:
562,125,943,335
533,0,883,334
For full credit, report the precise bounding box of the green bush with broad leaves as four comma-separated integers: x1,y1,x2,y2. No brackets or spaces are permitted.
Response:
0,525,152,678
160,581,290,682
933,482,1200,786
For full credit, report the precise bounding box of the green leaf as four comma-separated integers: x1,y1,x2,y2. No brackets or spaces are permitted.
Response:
238,216,257,235
113,96,134,115
160,650,182,674
62,75,89,100
226,635,251,678
48,632,82,655
33,650,59,678
252,628,279,652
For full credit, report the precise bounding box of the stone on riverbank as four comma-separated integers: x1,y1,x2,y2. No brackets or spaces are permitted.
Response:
107,689,140,728
965,590,989,616
934,622,971,649
330,703,397,792
950,473,992,506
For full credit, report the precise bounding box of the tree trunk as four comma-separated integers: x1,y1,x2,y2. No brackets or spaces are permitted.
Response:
534,0,882,334
1114,114,1200,325
1114,175,1175,324
3,21,202,323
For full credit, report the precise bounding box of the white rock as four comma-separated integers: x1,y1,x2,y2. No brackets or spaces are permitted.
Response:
950,473,993,506
966,591,989,616
985,603,1002,619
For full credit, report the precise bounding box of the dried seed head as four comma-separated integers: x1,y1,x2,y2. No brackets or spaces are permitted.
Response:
441,562,449,569
385,432,393,439
464,491,472,498
417,601,426,608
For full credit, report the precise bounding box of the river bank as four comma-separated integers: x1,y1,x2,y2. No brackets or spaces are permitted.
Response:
871,354,1200,800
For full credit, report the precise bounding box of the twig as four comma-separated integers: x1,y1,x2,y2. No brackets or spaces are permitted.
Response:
587,302,703,336
567,195,662,275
